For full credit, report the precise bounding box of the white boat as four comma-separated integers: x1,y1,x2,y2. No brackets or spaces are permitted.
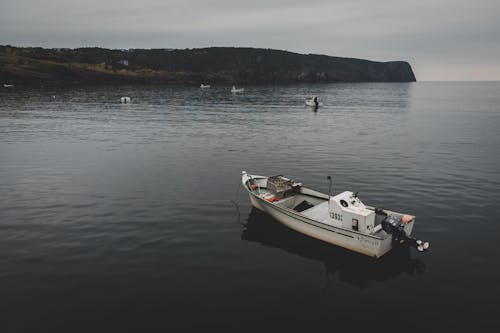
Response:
120,96,131,104
305,96,322,107
231,85,244,93
3,84,14,88
241,171,429,258
200,84,211,89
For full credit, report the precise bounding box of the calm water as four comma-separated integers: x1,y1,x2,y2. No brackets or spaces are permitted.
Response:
1,82,499,331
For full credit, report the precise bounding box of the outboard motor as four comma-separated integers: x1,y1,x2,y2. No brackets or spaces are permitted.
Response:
382,215,429,252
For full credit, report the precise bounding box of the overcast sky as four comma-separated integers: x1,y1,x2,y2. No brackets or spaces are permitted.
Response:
2,0,499,80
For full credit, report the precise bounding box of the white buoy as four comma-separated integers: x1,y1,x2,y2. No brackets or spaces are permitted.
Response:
120,96,131,104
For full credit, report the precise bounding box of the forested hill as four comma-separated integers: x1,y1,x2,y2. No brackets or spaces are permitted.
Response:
0,46,416,85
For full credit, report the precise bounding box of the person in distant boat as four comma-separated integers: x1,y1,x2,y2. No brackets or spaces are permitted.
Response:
314,96,319,107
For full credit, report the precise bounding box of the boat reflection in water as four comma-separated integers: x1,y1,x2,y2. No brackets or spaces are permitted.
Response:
241,208,426,289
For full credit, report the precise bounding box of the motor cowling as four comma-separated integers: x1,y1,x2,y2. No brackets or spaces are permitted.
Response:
382,215,429,252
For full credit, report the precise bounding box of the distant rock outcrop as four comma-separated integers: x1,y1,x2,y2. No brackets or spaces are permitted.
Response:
0,45,416,85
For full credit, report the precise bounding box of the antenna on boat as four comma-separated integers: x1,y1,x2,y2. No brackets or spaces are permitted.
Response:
327,176,333,197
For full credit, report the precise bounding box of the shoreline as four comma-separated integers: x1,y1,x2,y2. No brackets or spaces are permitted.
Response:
1,45,416,86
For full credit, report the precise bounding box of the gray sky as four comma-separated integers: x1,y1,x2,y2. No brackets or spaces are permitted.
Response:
2,0,499,80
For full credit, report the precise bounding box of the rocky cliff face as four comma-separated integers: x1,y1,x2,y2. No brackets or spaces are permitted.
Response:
0,46,416,85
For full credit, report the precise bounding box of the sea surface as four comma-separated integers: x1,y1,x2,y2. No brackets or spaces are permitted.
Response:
1,82,499,331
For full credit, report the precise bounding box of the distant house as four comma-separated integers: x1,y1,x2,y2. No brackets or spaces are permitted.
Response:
116,60,129,66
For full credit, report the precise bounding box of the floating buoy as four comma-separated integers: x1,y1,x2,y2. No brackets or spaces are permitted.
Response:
120,96,131,104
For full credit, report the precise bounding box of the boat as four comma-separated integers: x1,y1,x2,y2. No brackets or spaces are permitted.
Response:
3,84,14,88
120,96,131,104
200,84,211,89
241,171,429,258
231,86,244,93
305,96,322,107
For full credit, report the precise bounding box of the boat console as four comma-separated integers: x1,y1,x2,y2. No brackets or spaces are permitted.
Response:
328,191,376,233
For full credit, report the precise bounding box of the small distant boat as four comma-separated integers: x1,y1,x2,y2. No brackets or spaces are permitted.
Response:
241,171,429,258
305,96,322,107
120,96,131,104
3,84,14,88
200,84,211,89
231,85,244,93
